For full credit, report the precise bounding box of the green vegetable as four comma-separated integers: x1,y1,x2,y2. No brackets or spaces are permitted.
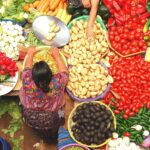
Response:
67,4,75,14
65,147,84,150
72,10,82,18
102,13,110,20
98,4,109,16
25,30,43,47
82,9,89,15
146,1,150,14
116,107,150,144
0,97,23,150
0,74,10,82
144,36,149,41
4,12,28,23
0,0,28,23
10,136,24,150
147,42,150,47
143,19,150,32
25,0,35,2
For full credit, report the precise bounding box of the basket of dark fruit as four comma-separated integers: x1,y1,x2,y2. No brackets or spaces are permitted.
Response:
68,101,116,148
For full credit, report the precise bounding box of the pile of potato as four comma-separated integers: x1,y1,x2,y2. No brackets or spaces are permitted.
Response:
67,64,113,99
64,19,113,99
64,20,109,65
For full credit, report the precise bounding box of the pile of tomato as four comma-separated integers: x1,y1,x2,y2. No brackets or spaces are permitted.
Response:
109,17,147,55
104,0,149,55
0,52,18,77
104,55,150,119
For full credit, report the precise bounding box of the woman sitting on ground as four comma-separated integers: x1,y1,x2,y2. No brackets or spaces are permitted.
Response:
19,46,68,143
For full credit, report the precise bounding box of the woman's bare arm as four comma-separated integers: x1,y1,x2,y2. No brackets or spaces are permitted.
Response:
87,0,100,39
24,47,37,69
51,47,68,73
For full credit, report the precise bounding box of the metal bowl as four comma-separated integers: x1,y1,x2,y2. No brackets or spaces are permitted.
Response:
32,16,70,47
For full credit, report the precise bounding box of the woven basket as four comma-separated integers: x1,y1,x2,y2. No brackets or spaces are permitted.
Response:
22,46,67,70
60,144,90,150
68,101,117,148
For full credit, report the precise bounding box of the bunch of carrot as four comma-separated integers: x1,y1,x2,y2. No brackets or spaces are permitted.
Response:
23,0,72,24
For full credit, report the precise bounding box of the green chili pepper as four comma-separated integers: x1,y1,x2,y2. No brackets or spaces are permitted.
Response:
144,36,149,41
147,42,150,47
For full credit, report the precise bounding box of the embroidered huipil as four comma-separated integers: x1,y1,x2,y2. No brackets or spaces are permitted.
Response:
19,68,68,112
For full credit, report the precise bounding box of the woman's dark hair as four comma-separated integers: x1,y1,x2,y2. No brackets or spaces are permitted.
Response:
32,61,52,93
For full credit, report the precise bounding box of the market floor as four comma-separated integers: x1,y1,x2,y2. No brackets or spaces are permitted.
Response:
0,94,74,150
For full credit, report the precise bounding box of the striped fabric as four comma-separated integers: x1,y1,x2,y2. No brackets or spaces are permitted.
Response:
57,127,75,150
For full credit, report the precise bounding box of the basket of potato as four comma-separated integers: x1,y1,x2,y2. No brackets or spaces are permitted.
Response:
64,16,113,101
66,63,112,101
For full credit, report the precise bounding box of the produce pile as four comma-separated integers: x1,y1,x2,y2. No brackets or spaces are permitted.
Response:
0,21,25,60
64,19,113,99
0,97,23,150
67,1,110,24
70,102,115,146
107,136,145,150
46,21,60,41
63,147,84,150
67,64,113,99
0,0,150,149
105,0,149,55
0,52,18,81
23,0,72,24
104,55,150,118
33,49,59,74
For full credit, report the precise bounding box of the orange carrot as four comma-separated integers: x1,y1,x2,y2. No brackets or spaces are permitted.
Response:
33,1,40,8
37,0,46,10
23,4,30,11
63,2,67,9
44,7,49,13
58,0,64,8
51,8,59,16
47,11,53,15
50,0,60,10
39,0,49,12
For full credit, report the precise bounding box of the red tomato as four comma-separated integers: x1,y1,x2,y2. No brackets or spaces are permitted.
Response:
114,110,120,114
123,114,128,119
109,35,114,41
123,132,130,137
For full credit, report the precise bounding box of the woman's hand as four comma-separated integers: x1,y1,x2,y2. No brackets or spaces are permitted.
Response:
51,47,60,59
86,25,95,41
82,0,91,8
25,46,37,69
27,46,37,55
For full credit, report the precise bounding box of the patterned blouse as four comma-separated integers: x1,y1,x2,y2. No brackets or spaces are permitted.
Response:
19,68,68,112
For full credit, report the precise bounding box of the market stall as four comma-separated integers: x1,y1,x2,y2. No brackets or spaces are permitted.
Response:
0,0,150,150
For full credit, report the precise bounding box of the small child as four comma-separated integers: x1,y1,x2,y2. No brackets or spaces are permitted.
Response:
82,0,100,40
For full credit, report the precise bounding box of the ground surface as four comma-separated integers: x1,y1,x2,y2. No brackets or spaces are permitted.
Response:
0,94,74,150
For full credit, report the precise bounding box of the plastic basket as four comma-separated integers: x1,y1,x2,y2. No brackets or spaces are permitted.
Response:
0,137,11,150
68,101,116,148
68,15,106,30
66,62,111,102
